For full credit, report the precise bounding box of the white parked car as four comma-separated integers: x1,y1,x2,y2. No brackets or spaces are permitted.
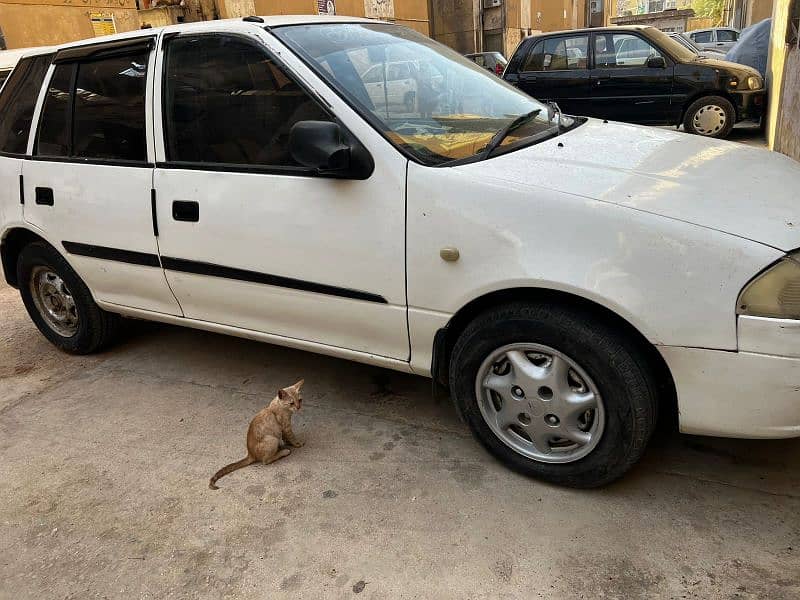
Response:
1,17,799,487
0,47,49,89
687,27,740,52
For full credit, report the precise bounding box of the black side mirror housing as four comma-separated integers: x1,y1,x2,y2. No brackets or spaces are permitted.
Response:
289,121,373,179
647,56,667,69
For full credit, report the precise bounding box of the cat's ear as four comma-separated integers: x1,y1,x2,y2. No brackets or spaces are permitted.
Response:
278,389,287,400
293,379,305,390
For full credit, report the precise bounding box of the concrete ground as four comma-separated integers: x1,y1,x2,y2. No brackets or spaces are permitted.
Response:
1,279,799,599
661,122,767,148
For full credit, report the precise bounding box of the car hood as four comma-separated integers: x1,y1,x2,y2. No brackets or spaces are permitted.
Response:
688,55,761,77
464,119,800,251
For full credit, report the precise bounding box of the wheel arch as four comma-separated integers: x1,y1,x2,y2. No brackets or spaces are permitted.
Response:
679,90,738,126
431,287,678,429
0,226,51,288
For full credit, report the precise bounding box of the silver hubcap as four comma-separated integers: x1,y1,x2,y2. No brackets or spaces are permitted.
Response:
692,104,727,136
476,343,605,463
30,266,79,337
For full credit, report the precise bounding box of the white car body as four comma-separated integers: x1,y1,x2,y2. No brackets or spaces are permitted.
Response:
688,27,740,52
1,17,800,443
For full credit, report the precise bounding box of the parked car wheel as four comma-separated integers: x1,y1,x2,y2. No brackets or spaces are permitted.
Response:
17,242,119,354
683,95,735,138
449,302,658,488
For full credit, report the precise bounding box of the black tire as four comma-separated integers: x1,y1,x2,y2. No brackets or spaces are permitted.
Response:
683,95,735,138
449,302,658,488
17,241,119,354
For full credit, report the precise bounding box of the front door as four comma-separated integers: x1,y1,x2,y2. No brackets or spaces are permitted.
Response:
514,34,592,116
22,41,181,315
152,31,409,360
589,32,674,124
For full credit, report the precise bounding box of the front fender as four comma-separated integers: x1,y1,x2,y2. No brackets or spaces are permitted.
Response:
406,161,781,374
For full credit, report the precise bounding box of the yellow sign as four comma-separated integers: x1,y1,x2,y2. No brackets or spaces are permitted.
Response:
90,13,117,37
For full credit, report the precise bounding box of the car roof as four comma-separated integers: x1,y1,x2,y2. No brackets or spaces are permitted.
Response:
525,24,652,39
0,46,56,68
37,15,384,54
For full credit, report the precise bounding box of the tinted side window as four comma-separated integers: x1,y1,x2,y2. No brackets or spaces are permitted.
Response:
0,54,52,154
0,69,11,87
717,29,738,42
73,53,148,161
691,31,712,43
36,63,72,157
522,36,588,71
595,33,662,68
163,35,331,167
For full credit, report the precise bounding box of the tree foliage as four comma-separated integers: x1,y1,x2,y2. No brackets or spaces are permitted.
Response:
692,0,725,20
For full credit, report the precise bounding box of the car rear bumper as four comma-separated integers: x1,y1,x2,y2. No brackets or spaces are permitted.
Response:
731,89,766,121
659,344,800,439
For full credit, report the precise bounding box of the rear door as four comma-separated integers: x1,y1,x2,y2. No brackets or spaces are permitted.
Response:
512,34,591,116
589,31,673,124
22,39,181,315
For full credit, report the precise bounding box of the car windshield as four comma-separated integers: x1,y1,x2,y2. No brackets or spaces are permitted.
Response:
645,28,697,62
273,23,558,165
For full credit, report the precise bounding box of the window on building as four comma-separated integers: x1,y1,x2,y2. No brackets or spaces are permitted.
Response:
72,53,148,161
163,34,331,167
595,33,663,67
522,35,589,71
789,0,800,46
0,54,52,154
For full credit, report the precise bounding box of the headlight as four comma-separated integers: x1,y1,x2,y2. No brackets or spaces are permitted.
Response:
745,75,763,90
738,252,800,319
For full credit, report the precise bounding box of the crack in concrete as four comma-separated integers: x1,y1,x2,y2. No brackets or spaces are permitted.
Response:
655,469,800,500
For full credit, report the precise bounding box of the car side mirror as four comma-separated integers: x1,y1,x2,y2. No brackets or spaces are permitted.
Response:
289,121,373,179
647,56,666,69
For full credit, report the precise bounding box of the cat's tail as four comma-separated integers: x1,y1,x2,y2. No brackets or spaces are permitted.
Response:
209,456,255,490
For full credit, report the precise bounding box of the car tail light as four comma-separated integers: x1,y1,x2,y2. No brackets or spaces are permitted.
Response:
495,63,503,76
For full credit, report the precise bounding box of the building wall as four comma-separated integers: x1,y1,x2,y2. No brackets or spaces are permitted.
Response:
766,0,799,161
0,0,139,49
255,0,430,34
746,0,772,24
429,0,479,53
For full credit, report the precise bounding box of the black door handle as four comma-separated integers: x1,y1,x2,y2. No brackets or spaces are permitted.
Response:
172,200,199,222
35,187,54,206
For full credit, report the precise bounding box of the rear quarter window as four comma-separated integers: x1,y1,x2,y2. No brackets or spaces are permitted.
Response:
0,54,53,155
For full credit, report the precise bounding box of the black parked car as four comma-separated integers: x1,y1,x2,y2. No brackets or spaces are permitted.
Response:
503,25,765,138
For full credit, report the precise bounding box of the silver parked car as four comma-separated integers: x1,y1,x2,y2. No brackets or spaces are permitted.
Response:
668,32,726,59
687,27,740,52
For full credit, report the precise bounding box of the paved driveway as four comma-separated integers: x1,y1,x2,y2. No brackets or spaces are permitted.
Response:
1,280,798,599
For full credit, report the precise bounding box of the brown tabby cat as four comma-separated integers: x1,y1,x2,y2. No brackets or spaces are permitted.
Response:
209,379,305,490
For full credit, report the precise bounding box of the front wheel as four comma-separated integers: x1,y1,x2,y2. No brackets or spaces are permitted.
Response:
683,95,735,138
17,241,119,354
449,302,658,488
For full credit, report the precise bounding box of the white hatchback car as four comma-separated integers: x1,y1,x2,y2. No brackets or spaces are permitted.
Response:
1,17,800,487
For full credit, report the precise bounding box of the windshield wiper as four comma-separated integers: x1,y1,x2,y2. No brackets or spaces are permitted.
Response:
480,109,541,159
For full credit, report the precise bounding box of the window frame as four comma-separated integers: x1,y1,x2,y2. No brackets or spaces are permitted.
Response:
0,52,55,158
520,34,590,73
590,31,667,70
155,31,362,178
31,37,155,168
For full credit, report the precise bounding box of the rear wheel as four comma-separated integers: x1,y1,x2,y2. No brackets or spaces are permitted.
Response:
683,95,735,138
17,242,119,354
449,302,658,488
